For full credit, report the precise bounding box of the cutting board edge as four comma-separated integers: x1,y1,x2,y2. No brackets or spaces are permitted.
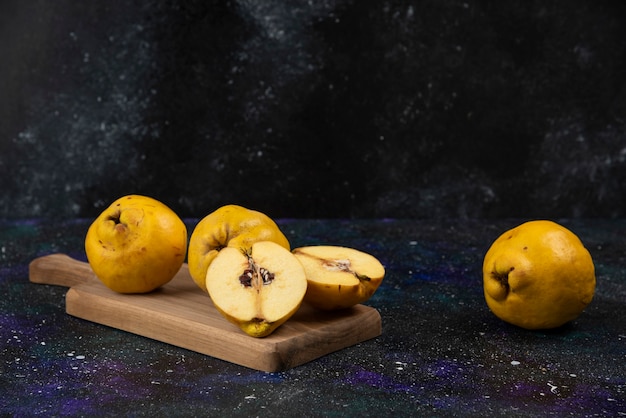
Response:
65,287,290,371
64,287,383,372
270,307,383,370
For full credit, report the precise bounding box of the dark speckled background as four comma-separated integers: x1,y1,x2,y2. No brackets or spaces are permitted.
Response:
1,2,626,415
2,1,626,219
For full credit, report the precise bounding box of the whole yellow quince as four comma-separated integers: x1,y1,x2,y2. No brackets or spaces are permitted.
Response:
85,195,188,293
483,220,595,330
187,205,290,293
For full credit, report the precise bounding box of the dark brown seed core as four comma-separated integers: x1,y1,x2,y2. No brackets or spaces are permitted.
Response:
322,259,371,282
238,262,274,287
239,268,254,287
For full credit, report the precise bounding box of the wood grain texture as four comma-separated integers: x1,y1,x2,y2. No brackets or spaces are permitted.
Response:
29,254,382,372
29,253,96,287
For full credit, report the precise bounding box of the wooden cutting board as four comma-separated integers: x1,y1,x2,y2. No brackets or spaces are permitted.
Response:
29,254,382,372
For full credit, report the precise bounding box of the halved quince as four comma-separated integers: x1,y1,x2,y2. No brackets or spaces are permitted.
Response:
205,241,307,337
187,204,290,293
293,245,385,310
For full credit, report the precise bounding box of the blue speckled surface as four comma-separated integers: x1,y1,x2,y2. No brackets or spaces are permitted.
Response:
1,218,625,416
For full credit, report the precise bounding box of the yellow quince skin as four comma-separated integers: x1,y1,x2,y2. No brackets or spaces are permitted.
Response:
483,220,595,329
187,205,290,293
84,194,188,293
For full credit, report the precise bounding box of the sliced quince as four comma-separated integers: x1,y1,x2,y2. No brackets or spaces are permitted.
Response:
205,241,307,337
293,245,385,310
187,204,290,293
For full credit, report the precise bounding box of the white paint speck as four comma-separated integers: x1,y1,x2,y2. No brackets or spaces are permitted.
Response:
510,360,520,366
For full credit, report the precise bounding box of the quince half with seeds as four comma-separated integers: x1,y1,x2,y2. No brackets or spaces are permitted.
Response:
205,241,307,337
293,245,385,310
188,205,290,293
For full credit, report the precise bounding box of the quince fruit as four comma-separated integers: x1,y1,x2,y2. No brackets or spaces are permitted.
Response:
483,220,595,329
85,195,187,293
187,205,290,293
206,241,307,337
293,246,385,310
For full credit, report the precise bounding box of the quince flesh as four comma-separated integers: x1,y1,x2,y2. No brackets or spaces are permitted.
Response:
293,245,385,310
188,205,290,293
205,241,307,337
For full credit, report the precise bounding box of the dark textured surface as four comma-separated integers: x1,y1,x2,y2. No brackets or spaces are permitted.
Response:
1,218,624,416
2,1,626,219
